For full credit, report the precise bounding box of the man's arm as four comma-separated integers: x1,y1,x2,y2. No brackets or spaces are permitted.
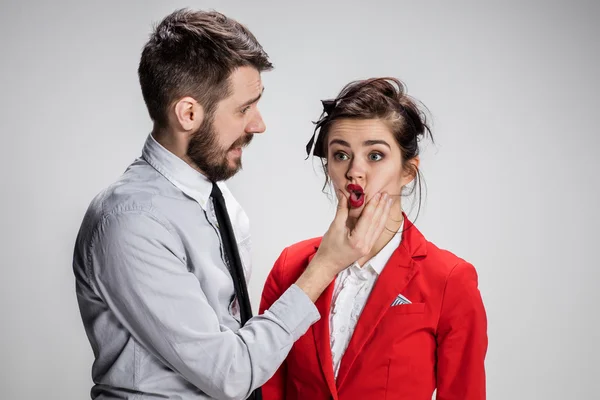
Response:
89,210,319,400
88,191,391,400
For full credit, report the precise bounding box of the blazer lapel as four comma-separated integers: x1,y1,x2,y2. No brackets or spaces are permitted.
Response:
335,216,427,389
308,251,339,400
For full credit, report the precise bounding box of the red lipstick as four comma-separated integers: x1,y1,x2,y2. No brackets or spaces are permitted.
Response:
347,183,365,208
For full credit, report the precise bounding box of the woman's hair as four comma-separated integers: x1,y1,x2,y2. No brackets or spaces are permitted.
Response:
305,77,433,219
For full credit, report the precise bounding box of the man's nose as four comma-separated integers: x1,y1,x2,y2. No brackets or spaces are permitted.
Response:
246,110,266,134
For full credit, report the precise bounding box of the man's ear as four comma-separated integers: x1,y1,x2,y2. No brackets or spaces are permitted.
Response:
173,97,204,132
401,156,420,186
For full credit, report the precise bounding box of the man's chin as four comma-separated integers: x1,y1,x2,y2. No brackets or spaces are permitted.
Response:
213,162,240,181
229,147,243,158
227,155,242,170
196,160,240,182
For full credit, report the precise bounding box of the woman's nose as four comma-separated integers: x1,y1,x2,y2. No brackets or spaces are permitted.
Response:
345,159,365,181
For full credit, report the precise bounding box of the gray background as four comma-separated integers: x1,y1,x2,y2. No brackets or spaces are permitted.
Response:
1,0,598,398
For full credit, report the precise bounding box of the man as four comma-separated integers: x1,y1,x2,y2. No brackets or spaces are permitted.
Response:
73,8,392,400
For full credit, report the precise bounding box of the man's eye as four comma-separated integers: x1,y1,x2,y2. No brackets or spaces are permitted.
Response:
241,106,251,114
369,153,383,161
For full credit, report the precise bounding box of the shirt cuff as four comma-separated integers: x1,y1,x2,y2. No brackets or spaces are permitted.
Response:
267,284,321,341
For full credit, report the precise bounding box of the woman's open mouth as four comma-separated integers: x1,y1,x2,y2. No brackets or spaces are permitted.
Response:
347,183,365,208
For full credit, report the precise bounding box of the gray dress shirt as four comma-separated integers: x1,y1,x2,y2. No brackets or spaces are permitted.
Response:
73,134,320,399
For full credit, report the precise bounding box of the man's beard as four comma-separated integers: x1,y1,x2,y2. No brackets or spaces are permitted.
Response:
187,119,253,182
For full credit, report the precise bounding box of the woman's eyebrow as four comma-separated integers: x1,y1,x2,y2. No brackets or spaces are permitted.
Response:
329,139,391,149
329,139,350,147
363,139,391,149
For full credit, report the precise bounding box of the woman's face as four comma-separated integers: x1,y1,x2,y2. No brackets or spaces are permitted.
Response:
326,118,416,221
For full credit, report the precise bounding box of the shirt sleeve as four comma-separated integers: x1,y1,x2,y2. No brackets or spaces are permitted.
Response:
88,209,320,400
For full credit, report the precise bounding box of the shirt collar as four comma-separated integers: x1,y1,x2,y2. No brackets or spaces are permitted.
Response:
141,133,226,211
364,219,404,275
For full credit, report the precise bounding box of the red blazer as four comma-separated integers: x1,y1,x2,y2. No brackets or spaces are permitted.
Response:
259,218,487,400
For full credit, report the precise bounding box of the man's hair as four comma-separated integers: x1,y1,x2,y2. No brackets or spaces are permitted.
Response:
138,9,273,128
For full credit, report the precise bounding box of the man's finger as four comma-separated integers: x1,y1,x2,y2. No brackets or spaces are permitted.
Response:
362,193,389,244
333,189,350,226
350,192,383,241
364,195,393,248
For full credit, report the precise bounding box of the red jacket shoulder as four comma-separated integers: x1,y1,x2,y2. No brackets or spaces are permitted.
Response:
271,237,322,286
420,241,472,282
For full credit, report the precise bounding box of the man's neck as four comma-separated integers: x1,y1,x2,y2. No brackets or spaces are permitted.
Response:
152,128,185,158
151,128,206,176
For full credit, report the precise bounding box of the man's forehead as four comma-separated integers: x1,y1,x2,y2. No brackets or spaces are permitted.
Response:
230,66,263,98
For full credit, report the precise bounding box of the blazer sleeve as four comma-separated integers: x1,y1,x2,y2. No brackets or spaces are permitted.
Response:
436,262,488,400
259,247,290,400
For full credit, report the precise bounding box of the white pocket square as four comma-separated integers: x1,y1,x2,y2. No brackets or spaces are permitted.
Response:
391,293,412,306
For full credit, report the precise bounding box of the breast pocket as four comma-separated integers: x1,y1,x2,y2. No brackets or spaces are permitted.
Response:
380,302,429,343
388,302,426,315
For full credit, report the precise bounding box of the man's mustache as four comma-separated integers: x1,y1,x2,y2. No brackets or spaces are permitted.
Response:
230,134,253,149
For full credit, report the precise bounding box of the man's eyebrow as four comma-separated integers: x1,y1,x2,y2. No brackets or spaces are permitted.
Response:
239,87,265,108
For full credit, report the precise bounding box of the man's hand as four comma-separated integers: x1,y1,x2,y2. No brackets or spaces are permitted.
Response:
295,190,392,301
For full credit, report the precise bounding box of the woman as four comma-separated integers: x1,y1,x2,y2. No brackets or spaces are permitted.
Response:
259,78,487,399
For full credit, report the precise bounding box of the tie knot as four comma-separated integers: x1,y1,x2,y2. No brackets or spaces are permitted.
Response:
211,182,223,200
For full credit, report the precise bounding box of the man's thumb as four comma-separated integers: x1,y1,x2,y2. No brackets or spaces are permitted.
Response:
334,189,349,223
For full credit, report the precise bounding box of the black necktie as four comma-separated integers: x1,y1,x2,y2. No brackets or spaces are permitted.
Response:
210,183,262,400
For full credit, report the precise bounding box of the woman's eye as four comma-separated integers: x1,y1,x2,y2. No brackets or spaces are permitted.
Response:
369,152,383,161
334,152,349,161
